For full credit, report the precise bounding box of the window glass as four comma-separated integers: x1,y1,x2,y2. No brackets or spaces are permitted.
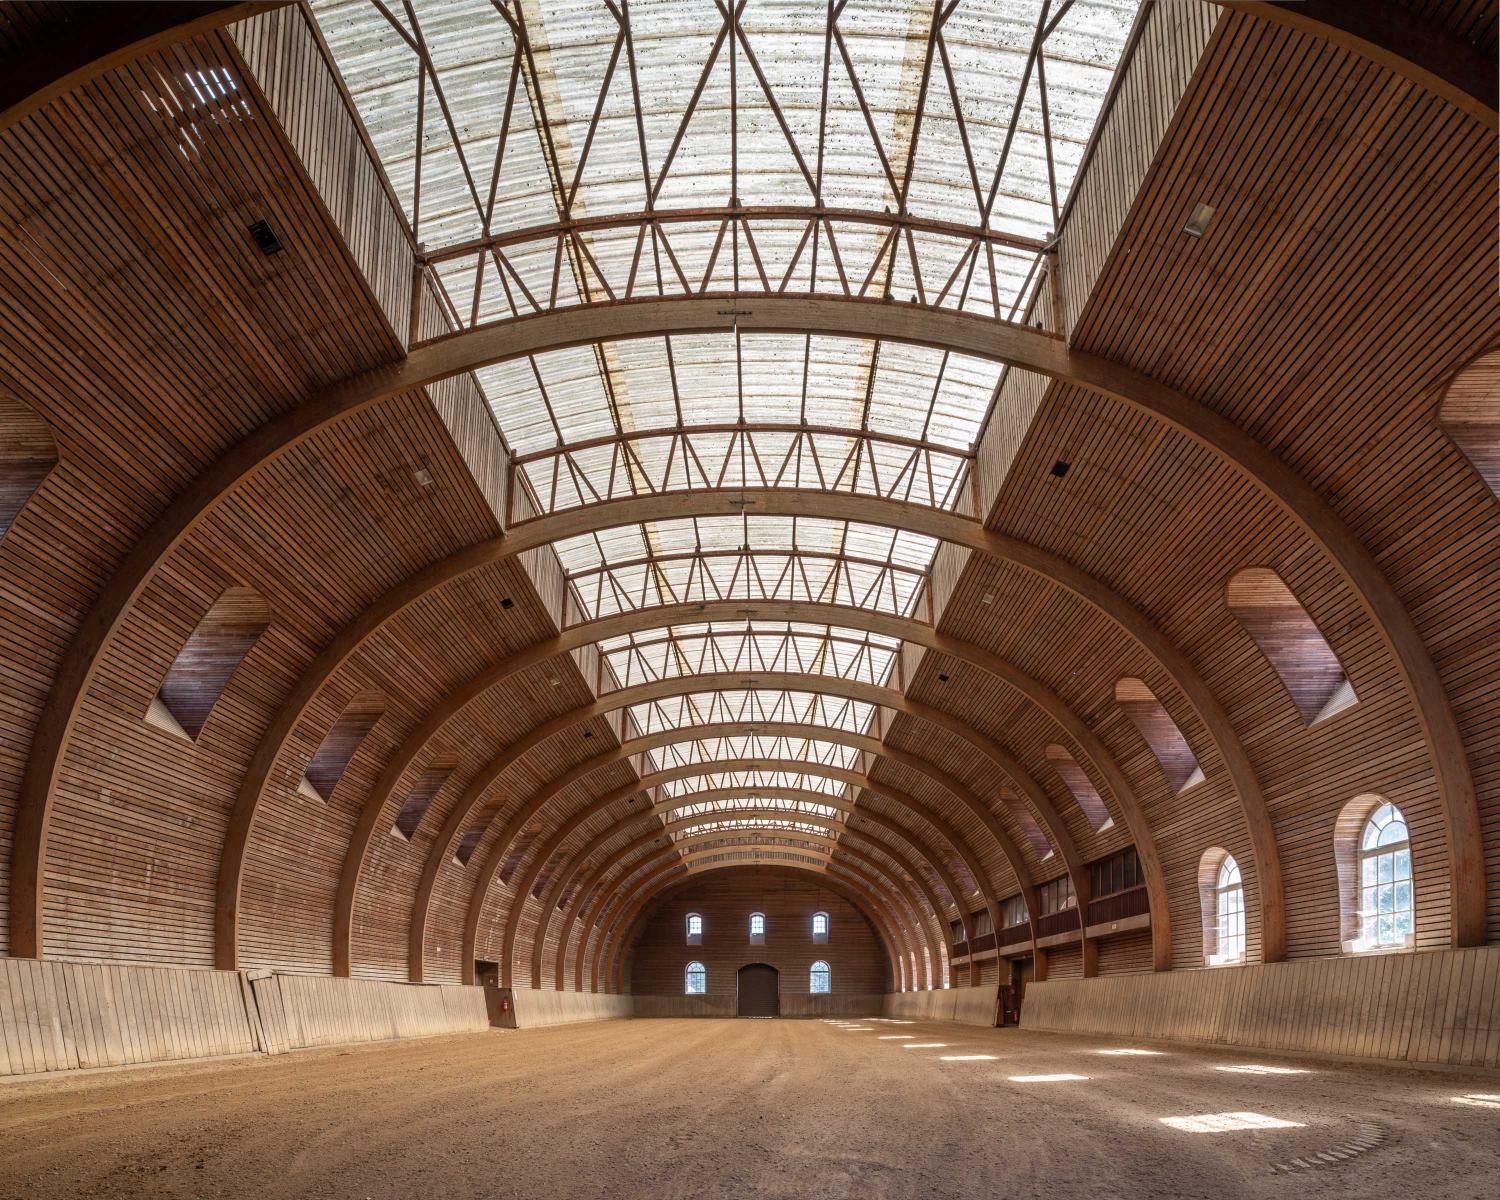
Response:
686,913,703,941
1354,803,1414,951
749,912,766,938
1210,856,1245,965
810,961,831,994
812,912,828,937
685,961,706,994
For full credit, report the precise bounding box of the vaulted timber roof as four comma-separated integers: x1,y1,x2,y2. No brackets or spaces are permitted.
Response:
0,0,1495,998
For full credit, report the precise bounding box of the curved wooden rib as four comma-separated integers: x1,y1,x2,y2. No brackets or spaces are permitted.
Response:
439,720,1037,988
514,768,1009,993
588,838,939,995
1215,1,1497,128
568,833,926,994
444,723,1032,984
296,489,1231,982
0,2,288,134
607,855,912,995
23,292,1476,955
522,794,985,993
343,595,1165,976
404,670,1075,981
445,715,1039,989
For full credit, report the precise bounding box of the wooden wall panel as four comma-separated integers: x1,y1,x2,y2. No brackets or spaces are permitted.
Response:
0,958,257,1076
1026,945,1500,1068
228,5,413,343
630,866,888,1003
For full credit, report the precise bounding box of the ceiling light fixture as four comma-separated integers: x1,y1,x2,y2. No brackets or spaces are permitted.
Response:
1183,201,1216,238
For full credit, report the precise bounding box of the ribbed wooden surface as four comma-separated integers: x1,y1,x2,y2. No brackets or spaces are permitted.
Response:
1026,945,1500,1068
0,958,257,1076
251,973,488,1052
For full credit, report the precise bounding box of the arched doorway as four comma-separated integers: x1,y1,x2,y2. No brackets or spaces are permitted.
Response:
737,963,780,1017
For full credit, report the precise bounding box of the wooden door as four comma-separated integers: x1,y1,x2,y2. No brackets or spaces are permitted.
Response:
737,963,780,1016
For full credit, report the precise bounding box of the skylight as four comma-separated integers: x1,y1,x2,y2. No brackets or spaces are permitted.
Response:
598,620,901,691
553,514,939,622
312,0,1138,322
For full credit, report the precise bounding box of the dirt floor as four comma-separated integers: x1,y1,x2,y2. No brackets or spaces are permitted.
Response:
0,1018,1496,1199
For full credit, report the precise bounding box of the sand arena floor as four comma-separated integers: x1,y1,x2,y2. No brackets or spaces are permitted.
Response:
0,1018,1496,1199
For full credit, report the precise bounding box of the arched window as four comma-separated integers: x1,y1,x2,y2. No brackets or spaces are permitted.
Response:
1440,347,1499,498
1337,799,1414,953
749,912,766,944
1199,851,1245,966
684,961,706,995
811,911,829,944
810,960,831,994
1226,568,1355,725
686,912,703,945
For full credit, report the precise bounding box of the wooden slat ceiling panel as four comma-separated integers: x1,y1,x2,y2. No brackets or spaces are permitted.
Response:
906,650,1135,866
1030,10,1497,937
864,756,1016,899
1396,0,1497,52
0,31,411,956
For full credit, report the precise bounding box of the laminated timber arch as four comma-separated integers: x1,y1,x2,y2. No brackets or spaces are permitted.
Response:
24,293,1486,961
438,723,1032,984
504,766,1015,992
584,837,941,996
500,782,999,992
11,156,1485,964
343,595,1160,977
401,671,1080,980
404,682,1060,982
559,822,953,995
259,490,1269,981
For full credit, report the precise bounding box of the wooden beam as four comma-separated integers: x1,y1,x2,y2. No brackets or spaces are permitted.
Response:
0,2,289,135
23,290,1478,957
403,670,1064,983
270,488,1249,982
504,783,995,992
1217,1,1497,128
435,722,1038,991
347,596,1162,978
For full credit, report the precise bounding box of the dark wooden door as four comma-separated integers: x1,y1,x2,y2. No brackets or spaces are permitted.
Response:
737,963,780,1016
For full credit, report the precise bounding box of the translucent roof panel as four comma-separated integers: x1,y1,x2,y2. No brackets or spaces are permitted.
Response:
643,734,865,775
655,768,856,804
312,0,1138,272
554,514,939,621
664,795,847,823
598,621,900,691
479,331,1001,453
625,691,877,739
671,817,835,840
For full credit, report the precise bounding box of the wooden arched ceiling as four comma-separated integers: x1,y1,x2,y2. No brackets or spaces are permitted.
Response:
0,1,1494,996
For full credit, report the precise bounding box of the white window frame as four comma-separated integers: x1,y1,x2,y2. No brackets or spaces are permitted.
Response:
749,911,766,945
810,960,831,995
684,961,706,995
1349,803,1415,953
1208,856,1246,966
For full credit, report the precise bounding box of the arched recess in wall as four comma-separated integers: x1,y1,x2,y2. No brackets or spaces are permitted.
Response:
1115,678,1206,794
1044,744,1113,832
300,692,385,801
1197,848,1245,968
145,586,272,741
1226,568,1356,725
0,394,59,539
1440,348,1500,498
1334,793,1416,954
